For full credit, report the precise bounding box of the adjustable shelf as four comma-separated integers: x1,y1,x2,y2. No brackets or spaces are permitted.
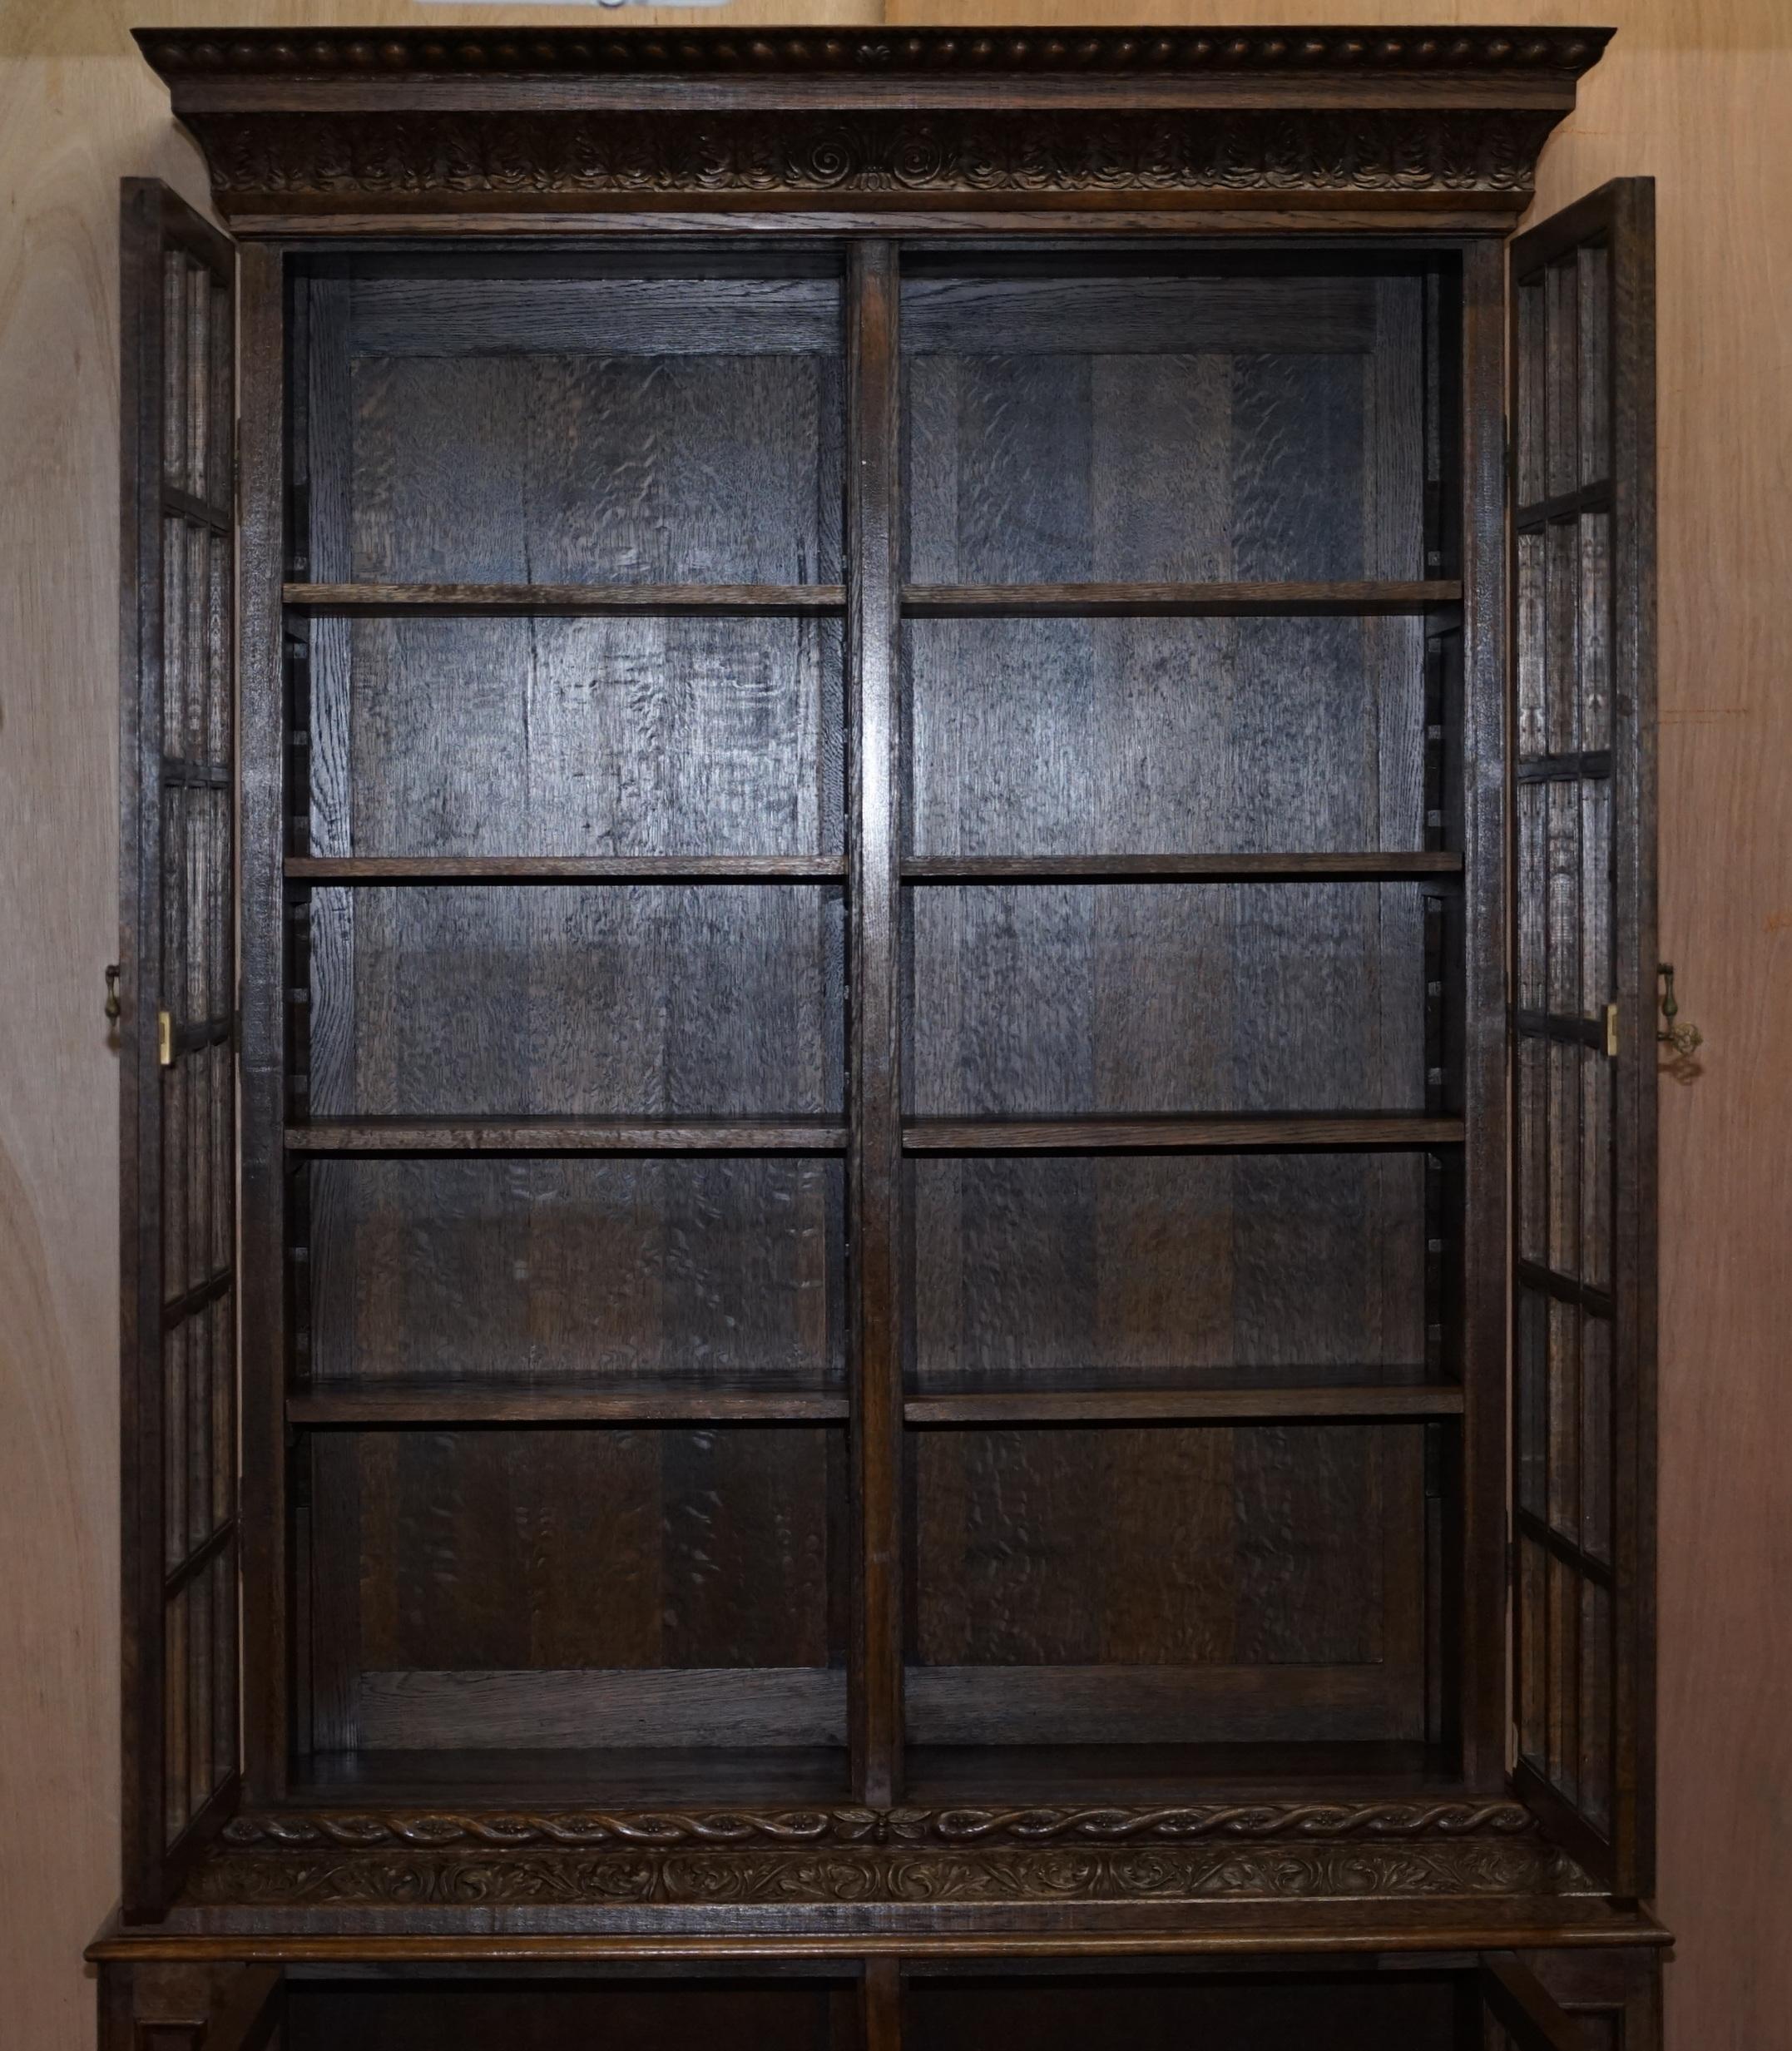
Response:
903,1378,1465,1425
285,854,846,885
285,1115,849,1157
283,580,846,616
903,852,1462,884
903,1113,1464,1154
289,1373,849,1426
901,579,1462,618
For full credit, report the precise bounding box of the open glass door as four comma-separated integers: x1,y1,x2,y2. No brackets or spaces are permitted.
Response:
1508,177,1656,1900
118,176,240,1919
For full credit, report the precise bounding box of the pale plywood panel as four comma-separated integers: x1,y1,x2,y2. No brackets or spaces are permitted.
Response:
3,4,1790,2048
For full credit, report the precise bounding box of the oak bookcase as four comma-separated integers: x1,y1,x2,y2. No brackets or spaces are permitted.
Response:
95,27,1666,2050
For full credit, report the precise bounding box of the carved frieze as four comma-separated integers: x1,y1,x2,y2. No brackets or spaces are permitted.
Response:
136,26,1609,221
181,109,1562,207
188,1801,1597,1910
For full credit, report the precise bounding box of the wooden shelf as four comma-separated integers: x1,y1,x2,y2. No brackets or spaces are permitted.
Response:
903,1114,1464,1154
289,1375,849,1425
283,581,844,617
903,1380,1465,1424
903,1741,1458,1805
903,852,1463,884
286,1116,849,1157
901,579,1462,618
286,854,846,886
288,1746,852,1808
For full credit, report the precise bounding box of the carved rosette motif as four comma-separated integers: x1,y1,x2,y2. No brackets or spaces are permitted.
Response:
186,109,1562,206
189,1803,1598,1908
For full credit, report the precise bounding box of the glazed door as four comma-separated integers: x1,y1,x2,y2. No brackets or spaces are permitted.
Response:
117,176,241,1919
1507,177,1657,1899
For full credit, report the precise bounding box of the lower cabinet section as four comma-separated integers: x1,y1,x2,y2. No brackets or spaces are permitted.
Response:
100,1948,1663,2051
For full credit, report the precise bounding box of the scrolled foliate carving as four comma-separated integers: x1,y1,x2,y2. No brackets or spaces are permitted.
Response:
186,108,1562,207
186,1837,1596,1910
189,1800,1596,1910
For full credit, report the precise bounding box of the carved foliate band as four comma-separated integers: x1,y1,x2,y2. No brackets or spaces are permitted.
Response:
188,1840,1595,1910
184,109,1562,207
186,1801,1595,1910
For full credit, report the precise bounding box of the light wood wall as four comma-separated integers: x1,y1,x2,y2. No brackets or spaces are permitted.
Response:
1,4,1785,2047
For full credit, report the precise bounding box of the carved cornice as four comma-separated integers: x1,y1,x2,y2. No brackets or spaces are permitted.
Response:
139,27,1609,80
135,25,1610,223
183,108,1562,211
187,1801,1597,1910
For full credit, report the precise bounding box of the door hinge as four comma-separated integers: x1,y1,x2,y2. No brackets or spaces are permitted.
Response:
157,1008,174,1067
1603,1001,1620,1058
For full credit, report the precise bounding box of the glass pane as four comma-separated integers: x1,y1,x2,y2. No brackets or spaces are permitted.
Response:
1548,1040,1582,1279
1581,1313,1614,1564
1547,1297,1581,1541
1517,1534,1549,1774
1547,1551,1581,1798
1578,510,1613,750
1516,531,1547,758
1545,255,1580,499
1516,780,1547,1006
1580,775,1612,1013
1576,241,1611,486
1516,1287,1548,1521
1517,1037,1547,1266
1514,278,1547,507
1579,1578,1614,1830
1546,517,1580,756
1581,1046,1614,1292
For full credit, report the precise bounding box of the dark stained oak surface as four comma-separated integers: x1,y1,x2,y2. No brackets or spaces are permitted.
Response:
112,163,1650,1993
903,1115,1463,1152
288,854,846,884
902,580,1459,616
903,853,1462,882
287,1117,849,1154
285,581,846,615
290,1375,850,1425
